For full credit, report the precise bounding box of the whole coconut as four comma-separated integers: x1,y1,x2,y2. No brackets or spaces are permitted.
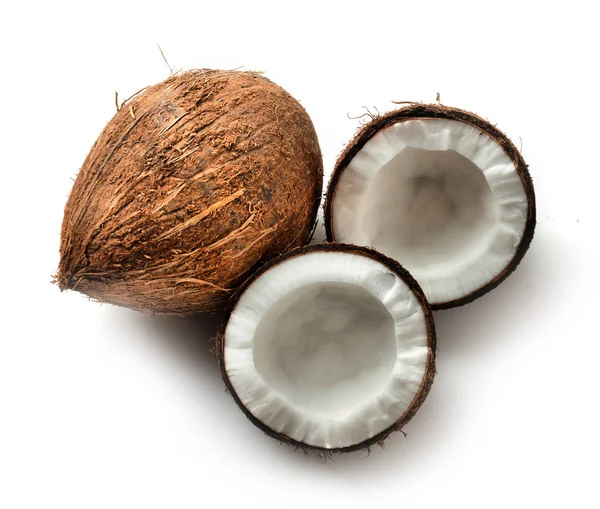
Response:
57,69,323,314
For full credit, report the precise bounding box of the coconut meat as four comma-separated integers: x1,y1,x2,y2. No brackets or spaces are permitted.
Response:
224,251,430,449
332,119,528,305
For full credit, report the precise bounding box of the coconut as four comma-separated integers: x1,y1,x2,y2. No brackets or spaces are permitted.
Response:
217,244,436,452
56,70,323,314
324,104,536,308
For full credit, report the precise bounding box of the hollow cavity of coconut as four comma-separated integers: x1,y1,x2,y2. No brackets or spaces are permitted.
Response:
57,70,322,314
218,244,436,452
325,104,536,308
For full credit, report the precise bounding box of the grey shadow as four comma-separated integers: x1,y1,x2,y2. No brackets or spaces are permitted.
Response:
135,312,225,383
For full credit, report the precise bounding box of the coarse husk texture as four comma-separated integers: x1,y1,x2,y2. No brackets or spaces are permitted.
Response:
57,70,323,314
324,103,536,309
216,243,437,454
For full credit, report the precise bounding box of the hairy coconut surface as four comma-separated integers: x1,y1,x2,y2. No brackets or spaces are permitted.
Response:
324,104,536,309
218,244,436,453
57,70,322,313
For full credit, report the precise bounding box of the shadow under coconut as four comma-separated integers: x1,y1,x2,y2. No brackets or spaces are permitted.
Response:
132,312,225,387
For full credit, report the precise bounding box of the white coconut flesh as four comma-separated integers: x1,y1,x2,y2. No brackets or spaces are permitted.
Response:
332,119,528,305
223,250,431,449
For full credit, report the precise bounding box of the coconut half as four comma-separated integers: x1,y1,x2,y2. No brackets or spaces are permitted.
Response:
218,244,436,452
324,104,536,308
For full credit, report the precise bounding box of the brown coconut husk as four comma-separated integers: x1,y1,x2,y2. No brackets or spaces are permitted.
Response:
56,69,323,314
324,103,536,309
216,243,437,453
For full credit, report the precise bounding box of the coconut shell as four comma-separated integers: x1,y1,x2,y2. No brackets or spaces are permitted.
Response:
324,103,536,309
57,70,322,313
217,243,437,453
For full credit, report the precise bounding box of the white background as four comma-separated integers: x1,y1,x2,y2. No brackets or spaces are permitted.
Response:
1,1,598,507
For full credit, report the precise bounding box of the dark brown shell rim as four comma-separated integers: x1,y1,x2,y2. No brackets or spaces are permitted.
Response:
323,104,537,309
216,242,437,453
